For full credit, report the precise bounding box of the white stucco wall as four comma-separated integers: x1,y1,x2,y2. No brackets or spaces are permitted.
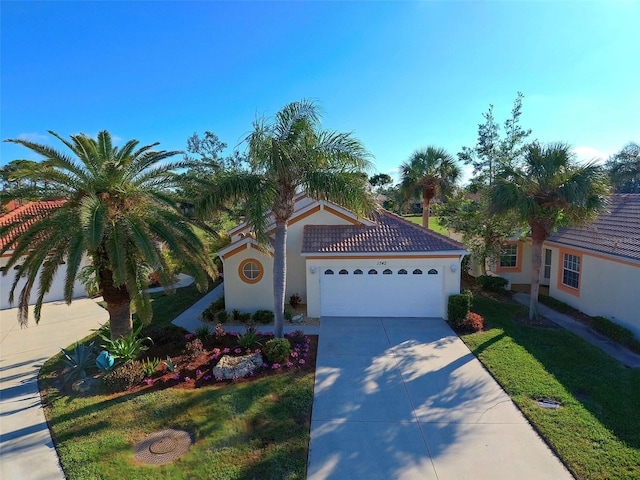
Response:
0,254,89,310
547,246,640,338
304,256,463,318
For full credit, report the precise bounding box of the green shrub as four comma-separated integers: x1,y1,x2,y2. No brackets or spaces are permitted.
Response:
140,325,188,346
289,293,302,309
232,309,240,321
448,291,472,330
239,312,251,322
476,275,509,291
60,342,97,383
102,360,145,392
237,324,262,350
592,316,634,343
195,325,211,342
141,357,160,377
284,308,294,322
263,338,292,364
183,338,205,360
538,294,574,314
202,296,226,321
253,310,274,324
214,309,229,323
99,325,152,363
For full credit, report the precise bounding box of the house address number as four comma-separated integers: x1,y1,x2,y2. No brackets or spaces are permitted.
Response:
376,261,387,266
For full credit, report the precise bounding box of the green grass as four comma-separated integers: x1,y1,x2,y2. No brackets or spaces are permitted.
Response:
403,214,449,235
40,278,314,480
461,297,640,480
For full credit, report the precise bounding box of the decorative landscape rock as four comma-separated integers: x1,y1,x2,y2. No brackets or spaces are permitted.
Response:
291,314,304,324
212,353,263,380
71,377,99,394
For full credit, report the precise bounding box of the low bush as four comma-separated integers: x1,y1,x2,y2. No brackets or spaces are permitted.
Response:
102,360,145,392
284,307,294,322
253,309,274,324
263,338,292,364
202,296,226,321
289,293,302,309
448,291,473,330
592,316,636,345
239,312,251,322
476,275,509,291
214,309,229,323
195,325,211,342
214,323,226,341
462,312,485,333
141,357,160,377
183,338,206,360
99,325,152,363
538,294,574,314
237,324,261,350
232,309,240,321
140,325,188,346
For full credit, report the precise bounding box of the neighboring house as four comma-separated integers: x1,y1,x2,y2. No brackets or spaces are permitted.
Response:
0,200,88,310
218,195,467,319
492,194,640,337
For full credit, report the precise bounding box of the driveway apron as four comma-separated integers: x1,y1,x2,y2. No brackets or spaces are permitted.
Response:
0,299,108,480
307,317,573,480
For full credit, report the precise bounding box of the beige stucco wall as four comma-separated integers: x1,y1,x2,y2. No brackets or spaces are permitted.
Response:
305,256,463,318
222,243,274,313
1,254,89,310
547,245,640,338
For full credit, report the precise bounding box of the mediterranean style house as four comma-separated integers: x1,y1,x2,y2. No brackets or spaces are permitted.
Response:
0,200,88,310
218,195,467,319
492,194,640,337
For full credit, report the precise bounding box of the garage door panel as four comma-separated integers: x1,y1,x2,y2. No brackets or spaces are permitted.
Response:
320,267,442,317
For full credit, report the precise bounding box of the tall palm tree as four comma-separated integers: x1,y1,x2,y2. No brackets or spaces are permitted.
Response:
198,100,376,338
1,131,216,338
400,146,460,228
490,142,609,319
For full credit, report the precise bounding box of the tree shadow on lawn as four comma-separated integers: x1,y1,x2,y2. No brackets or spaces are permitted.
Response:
471,298,640,451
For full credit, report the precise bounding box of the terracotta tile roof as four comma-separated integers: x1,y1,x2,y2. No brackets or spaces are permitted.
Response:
302,210,466,254
0,200,66,250
547,194,640,262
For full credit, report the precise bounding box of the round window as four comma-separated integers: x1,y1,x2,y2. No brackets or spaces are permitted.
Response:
239,259,264,284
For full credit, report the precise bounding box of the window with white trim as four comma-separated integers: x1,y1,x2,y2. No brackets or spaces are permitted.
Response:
562,253,580,289
242,261,262,281
499,244,518,268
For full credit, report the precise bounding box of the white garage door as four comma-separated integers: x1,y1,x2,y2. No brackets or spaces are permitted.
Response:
320,266,443,317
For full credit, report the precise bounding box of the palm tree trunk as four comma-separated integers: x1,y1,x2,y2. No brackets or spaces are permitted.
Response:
529,223,547,320
98,266,132,339
422,192,430,228
272,220,287,338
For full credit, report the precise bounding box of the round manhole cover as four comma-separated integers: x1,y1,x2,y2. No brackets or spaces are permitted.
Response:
134,429,192,465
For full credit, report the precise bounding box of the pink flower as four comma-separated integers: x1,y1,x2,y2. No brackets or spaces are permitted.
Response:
254,349,261,354
286,362,294,368
173,374,180,380
291,351,298,358
185,333,195,340
299,359,305,365
204,375,212,381
213,348,221,355
196,369,202,377
184,376,191,382
223,348,231,354
272,363,280,369
234,348,242,354
144,378,153,385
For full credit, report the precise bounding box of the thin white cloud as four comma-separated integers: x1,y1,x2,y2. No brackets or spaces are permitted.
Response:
573,146,610,165
17,132,50,142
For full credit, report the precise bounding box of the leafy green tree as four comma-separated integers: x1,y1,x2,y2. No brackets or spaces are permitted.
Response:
0,159,57,204
197,100,376,338
400,146,460,228
490,142,609,319
435,190,518,275
1,131,216,338
369,173,393,192
606,142,640,193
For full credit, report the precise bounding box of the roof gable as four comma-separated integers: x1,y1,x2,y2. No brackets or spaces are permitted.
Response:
0,200,65,250
547,194,640,262
302,210,466,255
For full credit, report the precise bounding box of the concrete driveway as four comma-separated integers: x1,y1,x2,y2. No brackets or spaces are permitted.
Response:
0,299,108,480
307,317,573,480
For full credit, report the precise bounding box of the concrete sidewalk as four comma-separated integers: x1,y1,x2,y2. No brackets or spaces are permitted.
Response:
308,317,573,480
0,298,108,480
514,293,640,368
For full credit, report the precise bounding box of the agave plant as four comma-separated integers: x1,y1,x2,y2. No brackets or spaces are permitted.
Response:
60,342,97,383
99,324,152,363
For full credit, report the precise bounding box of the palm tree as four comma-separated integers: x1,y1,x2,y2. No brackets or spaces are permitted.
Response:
400,146,460,228
490,142,609,319
197,100,376,338
1,131,216,338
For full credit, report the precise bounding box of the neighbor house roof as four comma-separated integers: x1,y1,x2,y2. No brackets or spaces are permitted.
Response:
547,194,640,262
302,210,466,254
0,200,65,250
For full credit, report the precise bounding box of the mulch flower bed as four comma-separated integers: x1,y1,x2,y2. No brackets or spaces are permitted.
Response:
102,326,317,397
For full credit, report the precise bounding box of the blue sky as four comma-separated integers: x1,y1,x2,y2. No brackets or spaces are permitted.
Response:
2,1,638,183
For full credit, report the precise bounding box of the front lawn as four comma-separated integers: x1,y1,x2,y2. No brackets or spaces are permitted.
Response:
462,297,640,480
39,283,315,480
403,214,449,235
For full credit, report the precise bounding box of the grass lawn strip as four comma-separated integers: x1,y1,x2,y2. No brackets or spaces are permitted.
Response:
462,297,640,480
40,281,314,480
402,214,449,235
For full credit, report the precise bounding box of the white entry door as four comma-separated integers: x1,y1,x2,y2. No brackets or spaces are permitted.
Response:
319,266,443,317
